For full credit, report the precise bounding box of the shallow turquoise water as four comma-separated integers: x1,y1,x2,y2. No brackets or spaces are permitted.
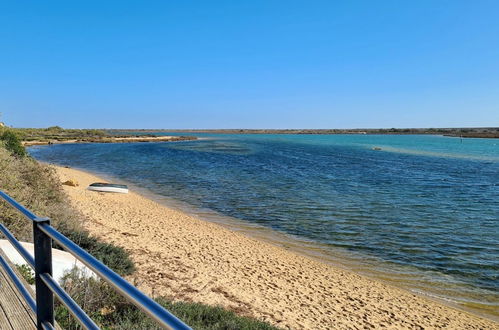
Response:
29,134,499,314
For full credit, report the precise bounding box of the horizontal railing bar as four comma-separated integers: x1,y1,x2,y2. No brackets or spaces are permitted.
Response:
38,223,191,330
41,321,55,330
0,223,36,268
0,254,37,313
40,273,100,330
0,191,38,221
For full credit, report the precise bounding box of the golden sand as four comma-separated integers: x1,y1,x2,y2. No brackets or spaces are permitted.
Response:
54,165,497,329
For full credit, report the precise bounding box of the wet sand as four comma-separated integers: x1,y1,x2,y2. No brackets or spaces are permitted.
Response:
54,165,497,329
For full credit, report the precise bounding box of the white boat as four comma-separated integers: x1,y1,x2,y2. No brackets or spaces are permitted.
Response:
88,182,128,194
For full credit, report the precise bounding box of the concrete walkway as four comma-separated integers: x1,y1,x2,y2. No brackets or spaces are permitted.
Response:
0,239,96,284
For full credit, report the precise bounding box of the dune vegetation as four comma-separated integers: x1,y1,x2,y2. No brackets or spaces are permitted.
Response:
15,126,108,142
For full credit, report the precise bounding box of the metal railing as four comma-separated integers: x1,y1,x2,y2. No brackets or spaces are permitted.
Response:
0,190,191,330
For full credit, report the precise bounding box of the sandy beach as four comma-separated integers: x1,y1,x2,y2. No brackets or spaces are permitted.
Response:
53,165,497,329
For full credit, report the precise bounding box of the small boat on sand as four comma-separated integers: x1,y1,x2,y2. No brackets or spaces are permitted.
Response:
88,183,128,194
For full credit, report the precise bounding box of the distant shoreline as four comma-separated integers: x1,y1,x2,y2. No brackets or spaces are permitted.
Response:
22,135,197,146
107,128,499,139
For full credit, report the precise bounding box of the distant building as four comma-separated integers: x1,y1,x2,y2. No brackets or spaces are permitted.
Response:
0,122,5,127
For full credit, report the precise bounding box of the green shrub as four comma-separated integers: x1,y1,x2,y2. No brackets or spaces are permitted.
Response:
16,264,35,285
0,130,26,157
55,268,125,329
56,269,278,330
115,298,279,330
45,126,64,132
59,226,135,276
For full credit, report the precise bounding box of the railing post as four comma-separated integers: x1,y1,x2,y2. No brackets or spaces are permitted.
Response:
33,217,54,329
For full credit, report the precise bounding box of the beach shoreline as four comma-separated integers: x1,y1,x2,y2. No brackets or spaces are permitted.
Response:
49,164,498,329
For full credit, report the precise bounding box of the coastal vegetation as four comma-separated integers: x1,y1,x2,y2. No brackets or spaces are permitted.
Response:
0,130,133,276
7,126,499,146
8,126,499,145
1,130,27,157
16,264,35,285
57,269,277,330
7,126,196,146
113,127,499,138
15,126,108,142
0,128,276,329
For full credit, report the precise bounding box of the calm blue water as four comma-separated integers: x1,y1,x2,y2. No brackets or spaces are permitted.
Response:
29,134,499,314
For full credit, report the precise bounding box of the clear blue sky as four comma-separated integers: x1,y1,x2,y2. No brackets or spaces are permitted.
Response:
1,1,498,129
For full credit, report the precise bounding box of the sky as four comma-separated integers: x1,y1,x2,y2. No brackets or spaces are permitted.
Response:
1,1,498,129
